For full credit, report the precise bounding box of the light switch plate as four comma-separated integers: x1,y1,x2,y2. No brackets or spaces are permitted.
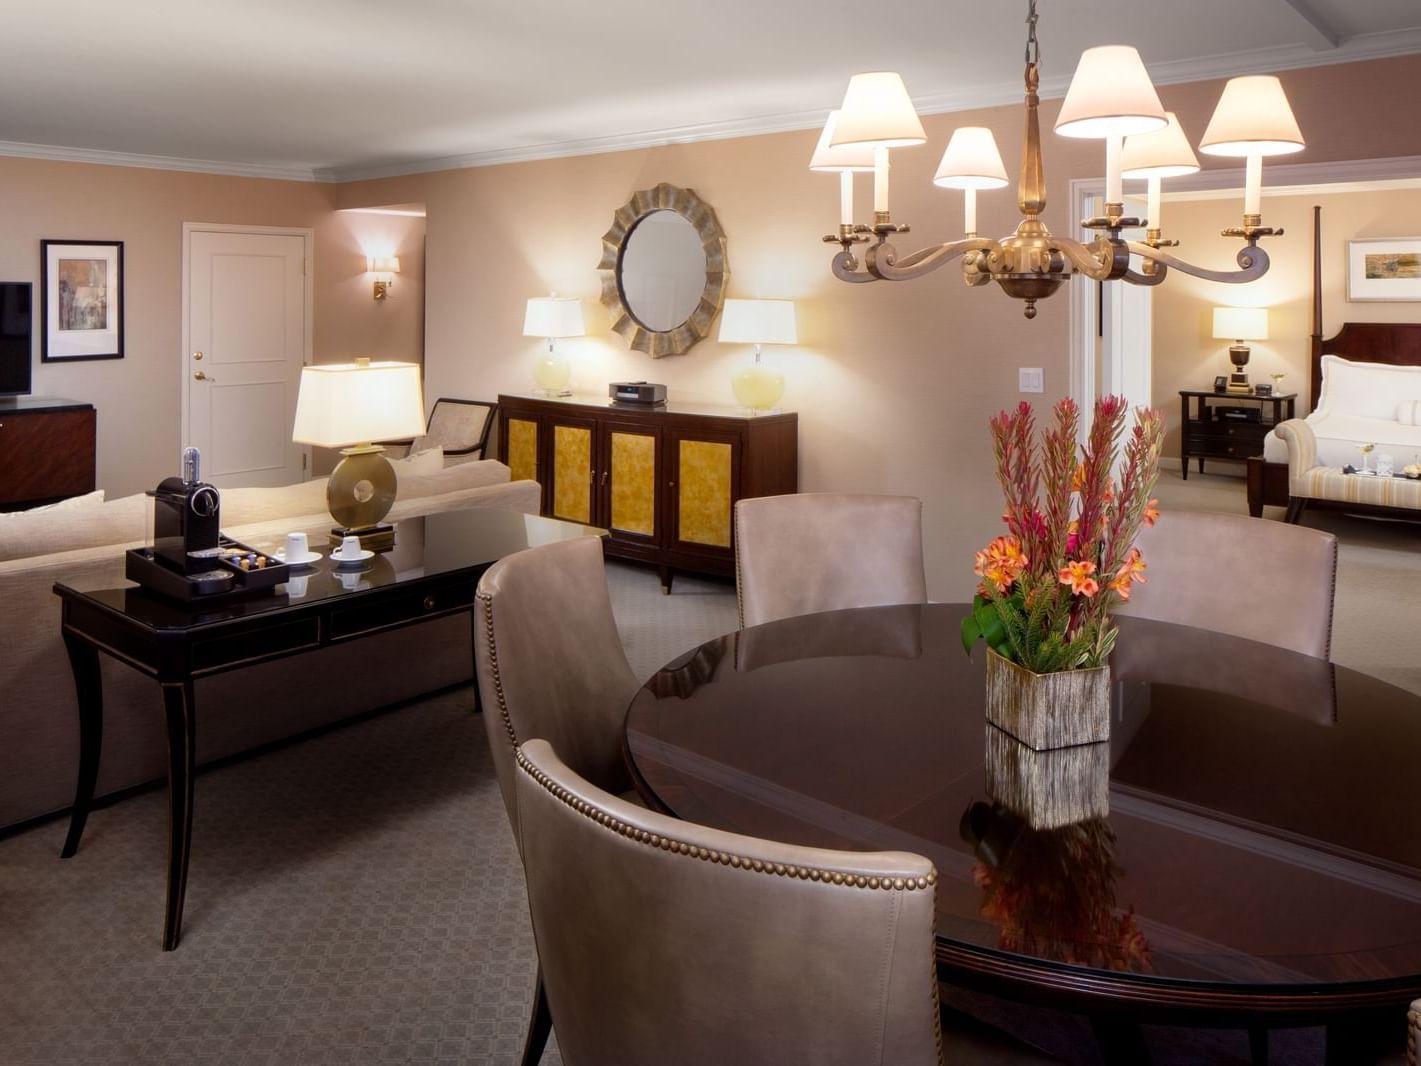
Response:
1019,367,1044,393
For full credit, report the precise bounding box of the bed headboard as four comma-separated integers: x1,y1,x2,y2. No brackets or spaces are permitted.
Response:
1310,204,1421,411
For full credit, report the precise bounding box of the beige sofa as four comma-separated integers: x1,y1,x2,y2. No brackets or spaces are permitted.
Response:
0,460,540,832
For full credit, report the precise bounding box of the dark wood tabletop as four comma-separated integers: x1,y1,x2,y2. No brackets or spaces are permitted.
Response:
624,604,1421,1052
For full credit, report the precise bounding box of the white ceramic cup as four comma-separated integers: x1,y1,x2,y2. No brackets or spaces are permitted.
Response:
339,535,362,559
285,532,308,560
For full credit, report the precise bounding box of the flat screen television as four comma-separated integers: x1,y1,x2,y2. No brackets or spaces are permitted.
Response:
0,282,33,396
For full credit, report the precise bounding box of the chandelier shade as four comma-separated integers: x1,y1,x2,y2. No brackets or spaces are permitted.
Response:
1054,46,1167,139
830,72,927,148
1199,75,1305,157
809,110,876,172
1121,113,1200,179
933,127,1010,190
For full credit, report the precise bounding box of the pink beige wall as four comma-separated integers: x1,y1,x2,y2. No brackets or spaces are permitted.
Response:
336,54,1421,600
1152,186,1421,459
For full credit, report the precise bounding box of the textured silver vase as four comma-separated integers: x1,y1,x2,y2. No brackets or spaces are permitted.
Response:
985,724,1109,829
983,647,1110,751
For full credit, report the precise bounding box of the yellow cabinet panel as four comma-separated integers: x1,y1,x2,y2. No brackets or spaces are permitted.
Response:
610,431,656,537
552,424,593,523
678,440,732,548
507,418,539,485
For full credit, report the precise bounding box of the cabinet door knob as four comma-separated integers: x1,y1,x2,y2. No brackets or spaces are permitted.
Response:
423,595,437,611
601,470,608,487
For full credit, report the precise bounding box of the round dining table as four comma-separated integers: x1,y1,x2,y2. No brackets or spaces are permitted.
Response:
623,603,1421,1064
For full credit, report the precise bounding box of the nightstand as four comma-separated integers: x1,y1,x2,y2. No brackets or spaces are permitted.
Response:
1179,389,1296,479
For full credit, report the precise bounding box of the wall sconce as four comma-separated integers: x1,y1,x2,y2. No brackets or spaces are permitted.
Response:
368,256,401,301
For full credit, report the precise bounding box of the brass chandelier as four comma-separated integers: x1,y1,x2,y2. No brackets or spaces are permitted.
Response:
813,0,1305,318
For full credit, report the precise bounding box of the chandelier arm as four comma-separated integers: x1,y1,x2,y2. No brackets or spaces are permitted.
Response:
866,237,997,281
1123,266,1167,286
1126,242,1272,285
1054,236,1125,281
831,249,878,283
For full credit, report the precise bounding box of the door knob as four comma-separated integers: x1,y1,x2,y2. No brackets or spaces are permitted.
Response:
193,351,203,361
193,370,210,381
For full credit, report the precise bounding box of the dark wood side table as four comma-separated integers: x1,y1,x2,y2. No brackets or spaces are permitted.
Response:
1179,389,1296,479
54,507,604,950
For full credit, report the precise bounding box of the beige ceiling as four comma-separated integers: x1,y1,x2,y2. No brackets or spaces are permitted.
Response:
2,0,1419,182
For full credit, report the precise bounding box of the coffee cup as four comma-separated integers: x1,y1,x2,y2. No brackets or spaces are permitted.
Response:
338,535,362,559
285,532,308,560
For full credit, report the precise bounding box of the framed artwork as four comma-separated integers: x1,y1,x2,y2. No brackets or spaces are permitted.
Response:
1346,237,1421,303
40,240,124,361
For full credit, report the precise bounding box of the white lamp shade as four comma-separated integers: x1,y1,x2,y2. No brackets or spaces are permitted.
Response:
367,256,400,273
522,297,586,338
1199,75,1305,157
1055,46,1167,139
933,127,1010,189
809,110,876,172
829,72,926,149
292,361,426,447
1121,112,1200,179
1212,307,1269,341
718,299,797,345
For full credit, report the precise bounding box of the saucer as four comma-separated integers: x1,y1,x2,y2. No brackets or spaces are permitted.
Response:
329,548,375,566
274,549,323,567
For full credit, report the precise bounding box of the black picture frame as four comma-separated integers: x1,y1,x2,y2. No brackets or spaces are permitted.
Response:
1213,375,1228,392
40,239,124,362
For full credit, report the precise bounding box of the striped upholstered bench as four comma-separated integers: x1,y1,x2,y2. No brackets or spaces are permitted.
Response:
1278,419,1421,523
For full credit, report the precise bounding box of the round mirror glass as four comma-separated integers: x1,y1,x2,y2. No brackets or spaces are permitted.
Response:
619,210,707,332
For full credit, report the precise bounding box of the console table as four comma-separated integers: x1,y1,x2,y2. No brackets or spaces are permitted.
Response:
54,507,604,950
0,396,96,509
1179,389,1295,479
497,395,797,591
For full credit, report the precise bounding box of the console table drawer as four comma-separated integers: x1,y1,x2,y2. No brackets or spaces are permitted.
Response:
192,618,321,672
1185,437,1265,459
328,582,476,640
1189,422,1268,443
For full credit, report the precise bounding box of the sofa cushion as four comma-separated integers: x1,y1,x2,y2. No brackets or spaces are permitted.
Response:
219,479,330,527
1316,354,1421,421
0,492,147,563
396,459,511,500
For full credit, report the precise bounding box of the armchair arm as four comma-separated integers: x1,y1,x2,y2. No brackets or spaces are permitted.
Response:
1274,419,1318,492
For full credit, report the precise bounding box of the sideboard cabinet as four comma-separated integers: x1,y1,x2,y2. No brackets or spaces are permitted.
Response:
497,395,797,590
0,397,97,510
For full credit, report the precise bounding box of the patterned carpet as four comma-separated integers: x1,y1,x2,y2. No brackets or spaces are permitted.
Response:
0,552,1410,1064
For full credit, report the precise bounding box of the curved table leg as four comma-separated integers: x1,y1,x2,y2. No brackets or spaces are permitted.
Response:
60,631,103,859
161,680,197,951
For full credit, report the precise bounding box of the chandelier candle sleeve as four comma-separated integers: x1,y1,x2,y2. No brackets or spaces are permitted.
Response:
831,72,925,219
1200,75,1305,219
809,110,875,229
1122,112,1200,234
934,126,1009,236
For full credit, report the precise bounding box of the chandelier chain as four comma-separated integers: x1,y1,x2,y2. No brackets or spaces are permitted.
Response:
1024,0,1040,66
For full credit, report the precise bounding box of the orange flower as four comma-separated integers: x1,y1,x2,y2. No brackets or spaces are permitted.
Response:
1058,559,1099,598
974,535,1029,594
1142,498,1161,527
1071,465,1086,493
1108,549,1146,601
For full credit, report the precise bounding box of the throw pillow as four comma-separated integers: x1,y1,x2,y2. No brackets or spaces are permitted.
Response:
392,445,444,476
1397,400,1421,426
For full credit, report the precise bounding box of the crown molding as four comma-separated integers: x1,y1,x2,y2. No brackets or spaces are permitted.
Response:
0,138,321,182
5,25,1421,185
1157,154,1421,200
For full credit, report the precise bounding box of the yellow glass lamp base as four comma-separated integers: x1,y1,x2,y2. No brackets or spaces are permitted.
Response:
327,444,397,533
732,363,785,413
534,356,572,397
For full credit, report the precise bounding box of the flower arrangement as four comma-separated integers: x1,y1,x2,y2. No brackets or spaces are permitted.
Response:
962,396,1165,673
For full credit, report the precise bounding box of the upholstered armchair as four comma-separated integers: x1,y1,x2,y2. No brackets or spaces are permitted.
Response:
385,398,497,466
734,493,927,628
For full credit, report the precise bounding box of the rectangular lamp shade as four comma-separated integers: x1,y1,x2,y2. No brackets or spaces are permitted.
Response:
292,360,426,447
718,299,797,345
1212,307,1269,341
523,297,585,338
367,256,400,273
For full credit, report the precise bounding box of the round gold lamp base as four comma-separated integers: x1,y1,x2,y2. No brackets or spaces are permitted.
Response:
327,445,397,535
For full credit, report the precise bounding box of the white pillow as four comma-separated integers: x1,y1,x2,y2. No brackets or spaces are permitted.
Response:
391,445,444,476
0,489,104,517
1398,401,1421,426
1317,355,1421,420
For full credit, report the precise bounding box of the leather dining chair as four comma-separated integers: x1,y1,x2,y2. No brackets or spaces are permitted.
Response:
1118,510,1338,658
513,738,1058,1066
474,535,642,1064
735,492,928,628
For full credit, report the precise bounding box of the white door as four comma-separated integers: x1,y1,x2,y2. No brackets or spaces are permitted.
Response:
184,228,309,488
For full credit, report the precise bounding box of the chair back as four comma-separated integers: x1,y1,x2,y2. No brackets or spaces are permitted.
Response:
1118,510,1337,658
425,398,497,461
735,493,927,628
514,738,943,1066
475,537,639,834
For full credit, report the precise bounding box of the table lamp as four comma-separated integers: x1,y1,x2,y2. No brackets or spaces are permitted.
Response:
1212,307,1269,394
719,299,796,413
291,358,425,547
523,296,584,396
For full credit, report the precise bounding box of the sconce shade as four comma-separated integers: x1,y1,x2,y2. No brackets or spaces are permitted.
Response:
830,72,927,148
718,299,797,345
1121,112,1200,179
291,360,425,447
809,110,876,172
522,297,586,338
1054,46,1167,139
933,127,1010,189
1200,75,1305,157
368,256,401,273
1212,306,1269,341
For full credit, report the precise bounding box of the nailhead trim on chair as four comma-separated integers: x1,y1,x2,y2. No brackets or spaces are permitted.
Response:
476,591,520,749
733,507,746,630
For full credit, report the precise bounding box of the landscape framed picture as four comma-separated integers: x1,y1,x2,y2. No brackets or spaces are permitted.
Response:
40,240,124,361
1347,237,1421,302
